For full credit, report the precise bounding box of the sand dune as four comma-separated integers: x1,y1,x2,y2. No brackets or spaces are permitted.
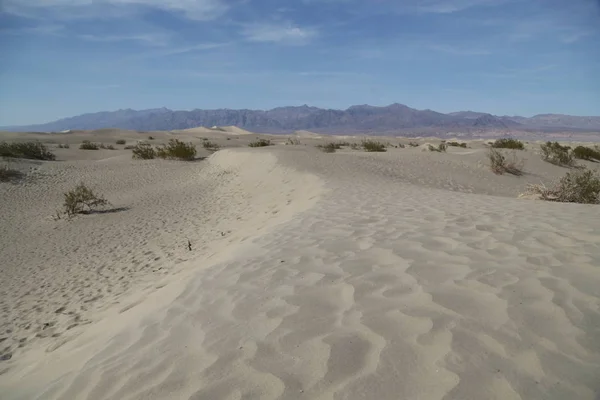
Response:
1,134,600,399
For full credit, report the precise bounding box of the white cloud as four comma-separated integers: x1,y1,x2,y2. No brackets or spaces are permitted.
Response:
242,23,318,45
2,0,228,21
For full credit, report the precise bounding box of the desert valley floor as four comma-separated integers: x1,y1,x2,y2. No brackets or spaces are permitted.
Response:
1,128,599,400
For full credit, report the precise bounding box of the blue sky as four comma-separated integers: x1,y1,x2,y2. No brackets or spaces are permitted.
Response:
0,0,599,125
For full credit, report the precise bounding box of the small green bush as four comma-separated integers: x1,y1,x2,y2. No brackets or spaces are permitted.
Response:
248,139,272,147
63,183,109,216
0,164,23,182
492,138,524,150
116,139,126,145
156,139,197,160
488,148,523,175
131,142,156,159
447,141,467,148
317,142,339,153
99,144,116,150
524,168,600,204
0,141,56,160
57,143,70,149
408,142,419,147
80,141,100,150
540,141,574,166
572,146,600,161
362,140,386,152
202,140,220,151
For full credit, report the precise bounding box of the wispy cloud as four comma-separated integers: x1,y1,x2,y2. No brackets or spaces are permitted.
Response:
0,24,64,36
242,23,318,45
3,0,229,21
78,32,170,46
428,44,491,55
479,64,558,79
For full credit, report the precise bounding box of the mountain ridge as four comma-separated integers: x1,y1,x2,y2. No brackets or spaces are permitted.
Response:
2,104,600,134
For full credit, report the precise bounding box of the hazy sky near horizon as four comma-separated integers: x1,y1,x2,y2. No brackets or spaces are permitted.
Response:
0,0,599,125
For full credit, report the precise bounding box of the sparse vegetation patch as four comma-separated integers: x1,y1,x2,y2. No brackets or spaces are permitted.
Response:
488,148,524,175
491,138,524,150
79,141,100,150
116,139,126,145
202,140,220,151
131,142,156,159
156,139,197,160
362,140,386,152
524,168,600,204
63,183,109,216
540,141,574,166
572,146,600,161
57,143,70,149
0,141,56,160
248,138,272,147
428,143,447,152
447,141,467,148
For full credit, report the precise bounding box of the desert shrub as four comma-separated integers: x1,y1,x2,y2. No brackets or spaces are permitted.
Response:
202,140,220,151
397,143,406,148
488,148,524,175
124,145,135,150
248,138,272,147
155,139,197,160
0,164,23,182
362,140,386,152
116,139,126,145
572,146,600,161
0,141,56,160
447,141,467,148
337,141,351,147
148,136,155,140
316,142,339,153
428,143,447,152
57,143,70,149
408,142,419,147
80,141,100,150
524,168,600,204
99,143,116,150
63,183,109,216
540,141,574,166
349,143,360,150
286,138,301,145
131,142,156,159
492,138,524,150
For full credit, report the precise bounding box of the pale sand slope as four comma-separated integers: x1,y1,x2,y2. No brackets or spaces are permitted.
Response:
1,146,600,399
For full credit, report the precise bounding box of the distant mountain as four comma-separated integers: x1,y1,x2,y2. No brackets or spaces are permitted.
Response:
2,104,600,134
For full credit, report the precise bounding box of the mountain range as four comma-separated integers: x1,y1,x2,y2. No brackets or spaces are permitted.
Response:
3,104,600,134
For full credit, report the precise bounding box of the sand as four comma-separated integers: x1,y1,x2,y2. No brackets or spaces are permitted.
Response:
1,132,600,399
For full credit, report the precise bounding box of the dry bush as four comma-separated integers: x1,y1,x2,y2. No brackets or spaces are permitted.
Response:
79,140,100,150
116,139,126,145
447,141,467,148
572,146,600,161
492,138,524,150
156,139,197,160
524,168,600,204
428,143,447,152
540,141,574,166
248,138,272,147
99,143,116,150
0,141,56,160
57,143,70,149
202,140,220,151
349,143,360,150
131,142,156,159
488,148,524,175
63,183,109,216
317,142,338,153
408,142,419,147
362,140,386,152
286,138,301,145
0,164,23,182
